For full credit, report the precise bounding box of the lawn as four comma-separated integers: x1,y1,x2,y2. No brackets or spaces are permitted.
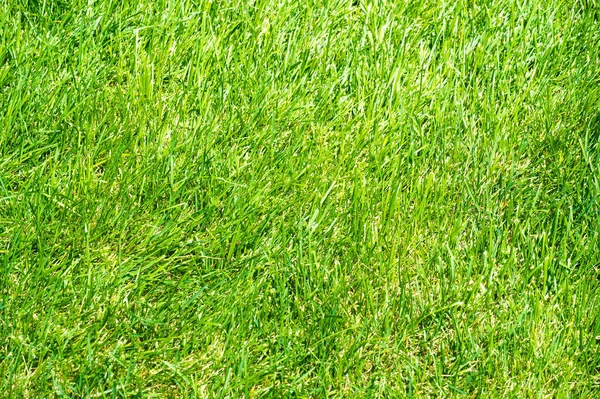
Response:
1,0,599,397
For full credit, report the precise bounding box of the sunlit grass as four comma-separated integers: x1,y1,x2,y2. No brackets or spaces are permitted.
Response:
1,0,599,397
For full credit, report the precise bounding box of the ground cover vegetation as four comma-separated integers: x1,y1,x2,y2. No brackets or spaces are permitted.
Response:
1,0,600,397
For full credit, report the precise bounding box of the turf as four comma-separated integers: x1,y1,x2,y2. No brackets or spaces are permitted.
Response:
1,0,600,397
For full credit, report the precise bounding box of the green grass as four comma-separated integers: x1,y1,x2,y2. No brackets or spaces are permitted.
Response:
1,0,600,397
